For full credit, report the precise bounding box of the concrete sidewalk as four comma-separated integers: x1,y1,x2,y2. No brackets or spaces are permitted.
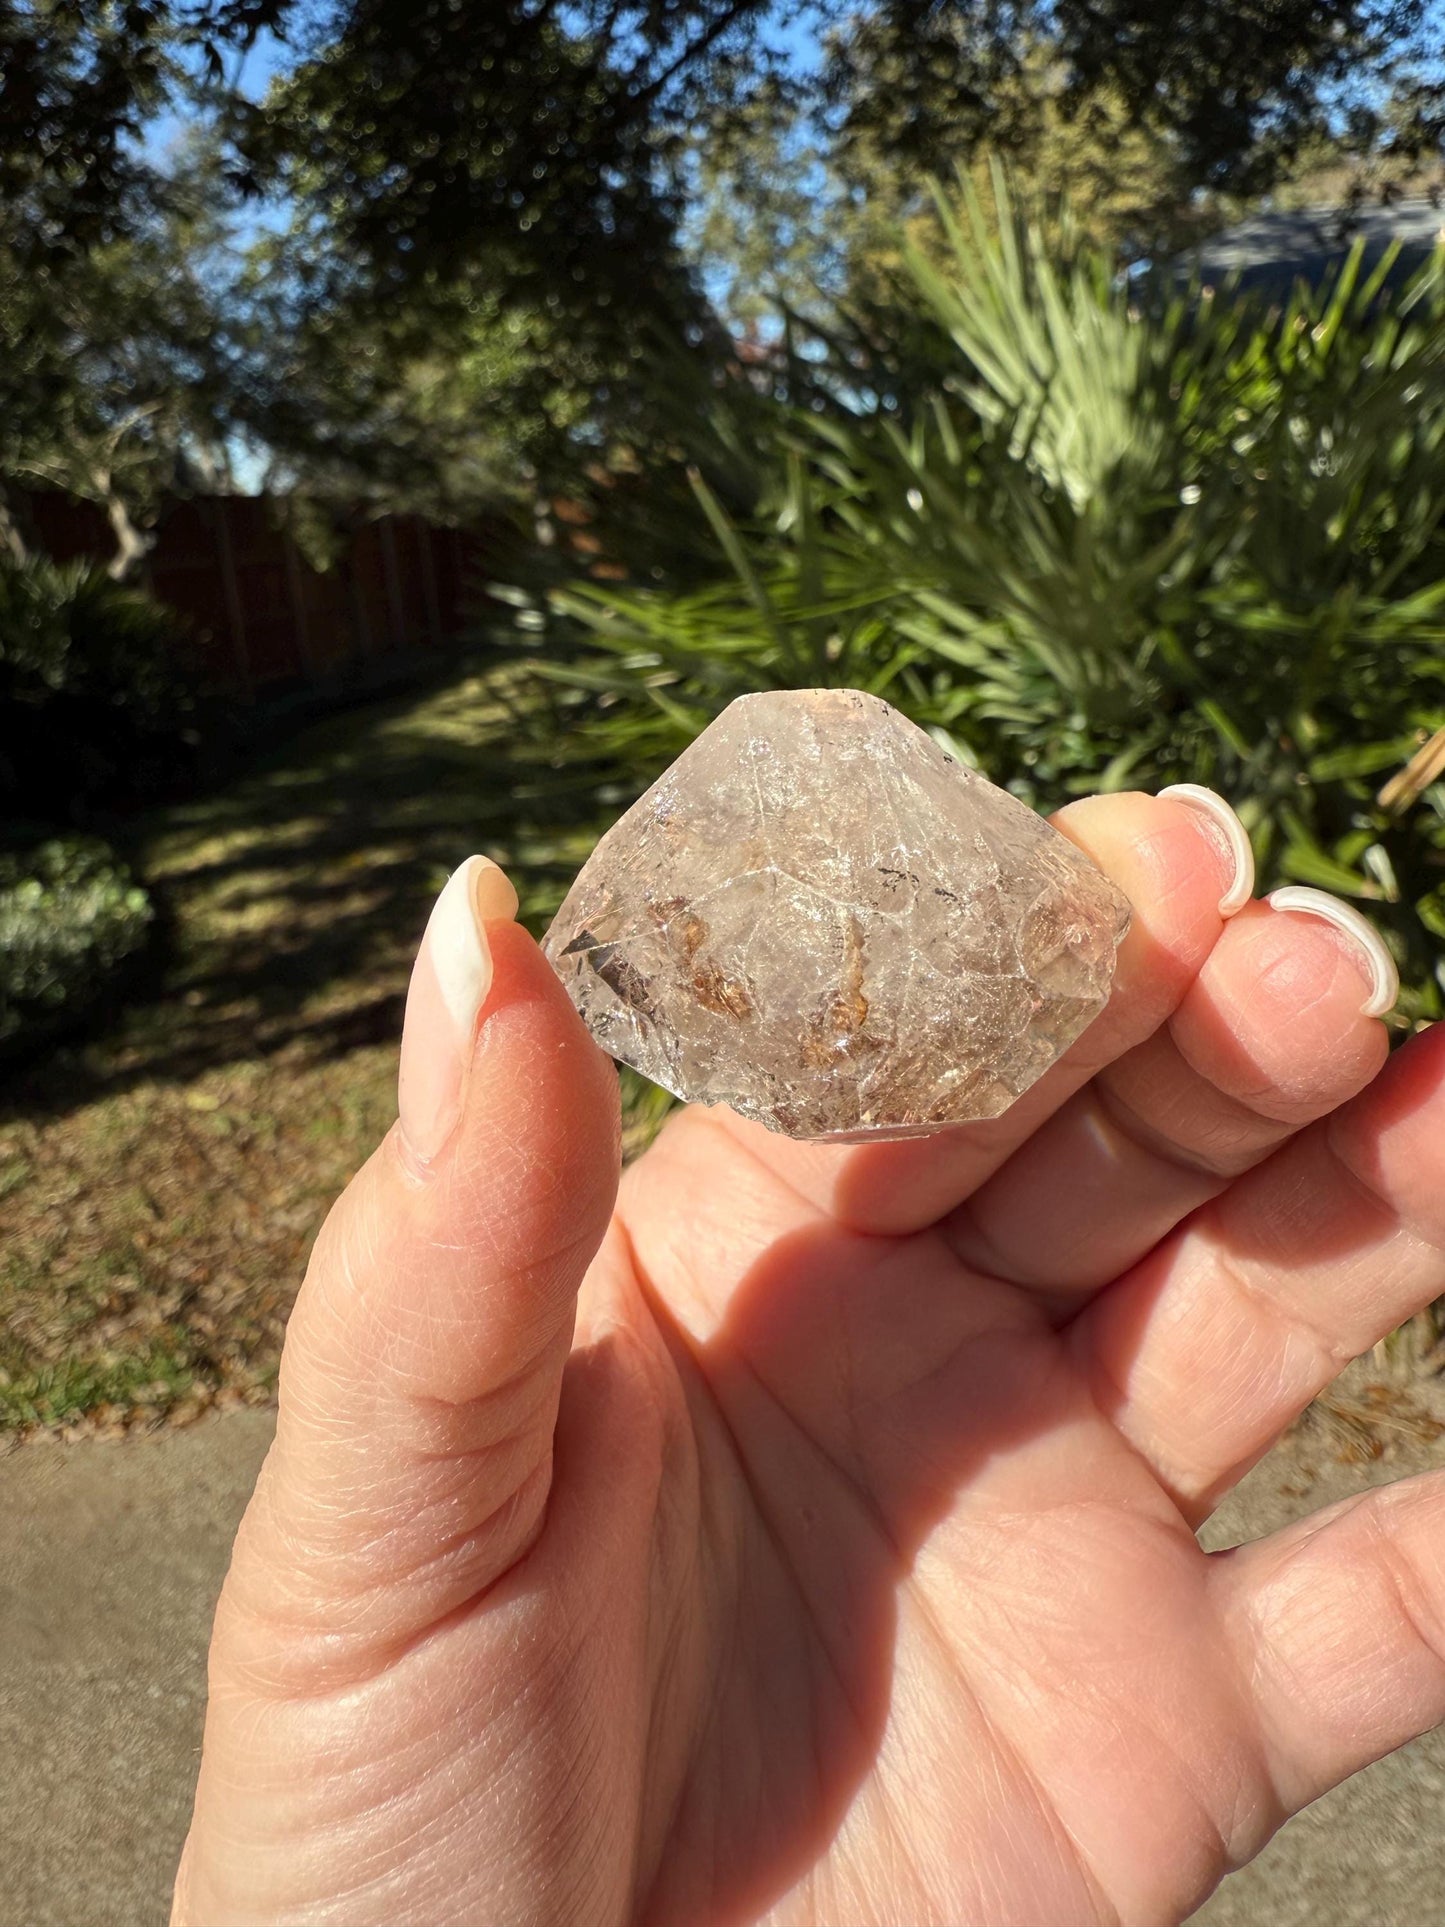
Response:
3,1401,1443,1927
2,1411,276,1927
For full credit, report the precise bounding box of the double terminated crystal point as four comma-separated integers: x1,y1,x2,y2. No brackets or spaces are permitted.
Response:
543,689,1131,1141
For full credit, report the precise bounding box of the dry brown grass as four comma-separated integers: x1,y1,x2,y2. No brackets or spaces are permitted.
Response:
0,665,607,1439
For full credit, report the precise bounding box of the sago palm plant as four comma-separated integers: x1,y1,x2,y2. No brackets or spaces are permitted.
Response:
488,168,1445,1021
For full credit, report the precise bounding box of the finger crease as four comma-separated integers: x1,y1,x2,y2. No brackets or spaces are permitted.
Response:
1366,1508,1445,1683
1211,1246,1359,1383
1094,1075,1271,1183
1323,1118,1445,1262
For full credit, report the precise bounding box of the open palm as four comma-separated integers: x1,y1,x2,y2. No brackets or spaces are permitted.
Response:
175,791,1445,1927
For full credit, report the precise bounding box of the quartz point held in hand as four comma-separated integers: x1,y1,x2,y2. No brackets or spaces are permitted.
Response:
542,688,1131,1141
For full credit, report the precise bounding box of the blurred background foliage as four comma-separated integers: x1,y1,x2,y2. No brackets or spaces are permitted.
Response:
0,834,153,1057
0,555,205,1048
0,557,202,817
6,1,1445,552
488,175,1445,1025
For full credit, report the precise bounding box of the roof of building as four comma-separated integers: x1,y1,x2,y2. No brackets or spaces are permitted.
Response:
1177,198,1445,295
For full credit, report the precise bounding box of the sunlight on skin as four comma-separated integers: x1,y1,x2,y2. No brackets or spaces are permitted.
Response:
173,793,1445,1927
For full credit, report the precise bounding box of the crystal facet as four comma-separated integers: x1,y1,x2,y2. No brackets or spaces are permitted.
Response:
542,688,1131,1140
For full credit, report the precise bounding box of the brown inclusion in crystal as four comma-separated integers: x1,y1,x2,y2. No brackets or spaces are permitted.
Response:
542,689,1131,1141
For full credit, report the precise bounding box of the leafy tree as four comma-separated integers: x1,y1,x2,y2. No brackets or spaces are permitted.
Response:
689,41,1204,334
828,2,1441,202
227,252,590,564
0,4,282,566
0,1,286,267
9,0,1431,294
240,0,1441,311
219,4,787,532
4,0,1438,563
684,79,848,330
235,2,768,325
235,1,1439,473
0,148,239,574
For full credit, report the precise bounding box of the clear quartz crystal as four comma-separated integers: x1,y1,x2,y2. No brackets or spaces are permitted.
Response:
542,688,1131,1141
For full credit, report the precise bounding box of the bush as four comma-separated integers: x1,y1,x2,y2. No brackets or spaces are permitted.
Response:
0,836,154,1055
488,172,1445,1024
0,556,202,818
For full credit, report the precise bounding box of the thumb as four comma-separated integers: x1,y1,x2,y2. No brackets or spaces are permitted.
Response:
220,856,621,1688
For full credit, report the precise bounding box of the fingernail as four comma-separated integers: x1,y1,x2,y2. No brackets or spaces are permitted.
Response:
1159,784,1256,915
1265,885,1399,1017
398,856,519,1163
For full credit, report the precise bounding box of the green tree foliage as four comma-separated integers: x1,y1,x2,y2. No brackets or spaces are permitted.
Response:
0,554,200,814
0,0,284,267
0,148,241,573
0,3,273,569
236,1,767,316
227,1,1442,489
829,2,1441,200
4,0,1441,565
230,212,730,525
231,248,560,524
693,5,1443,323
0,834,153,1056
229,3,768,496
689,47,1198,333
235,1,1441,301
684,77,848,330
6,0,1435,291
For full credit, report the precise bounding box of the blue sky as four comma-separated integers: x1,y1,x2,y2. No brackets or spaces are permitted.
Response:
142,25,291,162
145,4,828,161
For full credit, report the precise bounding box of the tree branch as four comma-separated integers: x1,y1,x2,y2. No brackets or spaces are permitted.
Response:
629,0,768,109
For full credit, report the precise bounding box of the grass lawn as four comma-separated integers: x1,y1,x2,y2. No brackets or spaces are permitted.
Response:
2,658,1439,1446
0,661,652,1440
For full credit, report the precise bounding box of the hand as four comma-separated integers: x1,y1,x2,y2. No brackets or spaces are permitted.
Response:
173,791,1445,1927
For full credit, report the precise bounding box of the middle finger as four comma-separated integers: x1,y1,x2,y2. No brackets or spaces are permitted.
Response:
940,893,1394,1305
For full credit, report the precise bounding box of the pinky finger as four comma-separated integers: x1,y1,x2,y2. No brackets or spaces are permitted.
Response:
1215,1470,1445,1822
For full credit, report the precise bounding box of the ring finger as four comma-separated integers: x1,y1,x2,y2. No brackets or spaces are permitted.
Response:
1071,1019,1445,1522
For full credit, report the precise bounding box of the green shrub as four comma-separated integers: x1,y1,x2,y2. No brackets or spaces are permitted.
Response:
0,556,201,817
489,172,1445,1024
0,836,154,1054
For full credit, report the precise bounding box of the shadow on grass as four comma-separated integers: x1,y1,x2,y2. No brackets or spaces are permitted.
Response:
0,662,674,1434
2,666,614,1127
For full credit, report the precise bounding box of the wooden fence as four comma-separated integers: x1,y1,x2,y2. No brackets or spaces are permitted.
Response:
23,491,498,697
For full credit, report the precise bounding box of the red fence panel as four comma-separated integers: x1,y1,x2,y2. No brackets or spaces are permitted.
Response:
15,490,503,697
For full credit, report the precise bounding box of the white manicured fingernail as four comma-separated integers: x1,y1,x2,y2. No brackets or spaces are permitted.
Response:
428,856,518,1030
398,856,520,1163
1265,886,1399,1017
1159,785,1256,915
